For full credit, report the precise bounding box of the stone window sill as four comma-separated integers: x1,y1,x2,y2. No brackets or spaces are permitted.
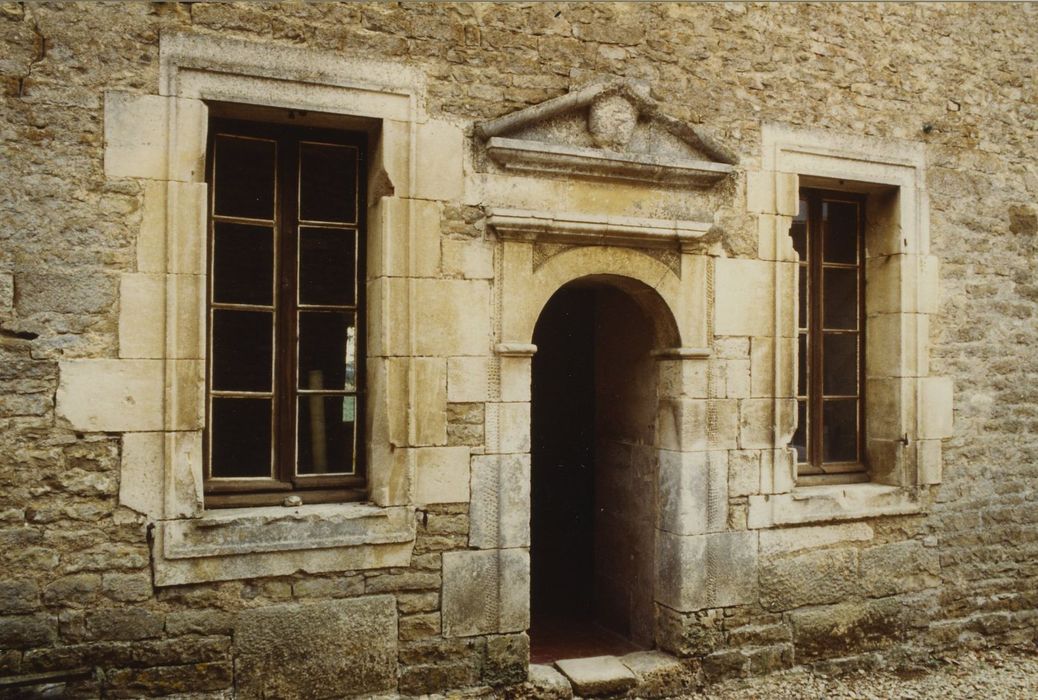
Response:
151,502,417,586
748,483,923,529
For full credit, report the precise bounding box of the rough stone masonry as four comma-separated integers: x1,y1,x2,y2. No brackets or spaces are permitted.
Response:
0,2,1036,699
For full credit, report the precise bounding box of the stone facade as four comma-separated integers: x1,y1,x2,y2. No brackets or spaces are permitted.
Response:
1,2,1036,698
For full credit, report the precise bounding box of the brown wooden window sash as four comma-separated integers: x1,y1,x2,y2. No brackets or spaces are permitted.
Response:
792,188,867,485
204,117,367,507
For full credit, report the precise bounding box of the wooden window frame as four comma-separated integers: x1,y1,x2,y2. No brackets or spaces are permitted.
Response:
795,188,867,485
204,117,367,508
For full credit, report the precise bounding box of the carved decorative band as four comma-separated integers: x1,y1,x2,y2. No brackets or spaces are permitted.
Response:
486,207,714,251
486,137,734,188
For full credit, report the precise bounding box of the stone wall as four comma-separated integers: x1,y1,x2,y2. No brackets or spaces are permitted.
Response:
0,2,1036,698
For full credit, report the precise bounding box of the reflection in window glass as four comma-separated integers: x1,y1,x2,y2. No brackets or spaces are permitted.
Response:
297,395,356,475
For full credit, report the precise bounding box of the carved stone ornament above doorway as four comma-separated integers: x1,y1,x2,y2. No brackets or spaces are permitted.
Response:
476,79,738,188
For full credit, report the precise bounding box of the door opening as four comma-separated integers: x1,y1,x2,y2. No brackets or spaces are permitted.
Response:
530,279,658,663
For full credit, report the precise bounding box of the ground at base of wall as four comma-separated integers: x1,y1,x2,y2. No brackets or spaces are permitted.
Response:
688,645,1038,700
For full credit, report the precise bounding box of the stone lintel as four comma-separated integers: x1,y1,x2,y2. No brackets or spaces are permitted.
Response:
486,137,734,188
487,207,713,250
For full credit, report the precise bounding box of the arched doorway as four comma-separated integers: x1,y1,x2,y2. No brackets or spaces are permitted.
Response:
529,275,677,662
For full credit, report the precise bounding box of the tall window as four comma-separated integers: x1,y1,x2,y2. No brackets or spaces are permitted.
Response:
205,117,366,507
791,189,866,484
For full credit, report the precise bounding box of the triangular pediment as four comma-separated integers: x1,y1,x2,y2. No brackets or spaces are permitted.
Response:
476,79,737,187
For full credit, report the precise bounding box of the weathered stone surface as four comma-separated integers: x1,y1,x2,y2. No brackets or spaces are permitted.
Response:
527,663,574,699
85,608,164,641
0,580,39,614
760,547,859,611
791,597,910,660
555,655,637,697
620,650,696,698
0,614,58,648
234,597,397,699
860,540,941,597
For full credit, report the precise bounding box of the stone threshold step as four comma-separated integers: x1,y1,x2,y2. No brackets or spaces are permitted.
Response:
533,650,695,698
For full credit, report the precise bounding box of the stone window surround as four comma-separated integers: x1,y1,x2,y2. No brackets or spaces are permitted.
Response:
746,123,953,529
57,32,471,586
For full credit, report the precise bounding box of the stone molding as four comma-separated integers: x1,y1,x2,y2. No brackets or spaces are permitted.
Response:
487,207,714,252
746,123,951,527
485,137,734,187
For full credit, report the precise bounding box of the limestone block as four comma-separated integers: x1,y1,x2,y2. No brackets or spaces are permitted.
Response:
919,376,953,439
367,357,409,449
137,181,167,273
759,522,873,557
120,432,164,518
499,548,530,632
168,273,205,359
528,664,573,699
917,439,942,485
470,453,531,549
710,399,740,450
447,356,490,403
866,313,929,378
368,197,441,278
555,656,637,697
500,356,532,402
725,359,750,398
442,238,495,280
738,399,773,449
745,170,775,214
104,92,206,182
657,359,708,399
165,430,203,519
657,399,708,451
715,259,795,337
234,597,397,699
414,446,470,505
442,549,530,637
866,254,941,316
865,377,914,441
656,530,758,612
657,450,727,536
619,650,695,698
495,402,531,454
167,182,207,275
415,118,464,202
414,357,447,446
104,92,169,180
751,336,795,398
757,213,797,262
378,119,412,200
859,540,940,598
774,172,798,216
366,276,408,357
166,359,204,431
118,273,165,359
57,359,164,432
727,450,761,498
415,279,491,356
760,547,859,612
760,447,795,494
0,272,11,310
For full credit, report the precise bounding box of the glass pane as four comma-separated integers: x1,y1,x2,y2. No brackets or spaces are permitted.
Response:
210,397,272,478
823,268,858,330
822,398,858,463
299,142,358,224
212,310,273,392
792,399,807,464
823,200,858,264
798,267,808,330
297,394,356,475
798,333,808,397
213,136,276,220
298,311,356,391
212,222,274,306
823,332,858,396
298,227,356,306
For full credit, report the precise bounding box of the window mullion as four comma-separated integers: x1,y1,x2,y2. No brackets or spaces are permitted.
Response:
276,133,299,486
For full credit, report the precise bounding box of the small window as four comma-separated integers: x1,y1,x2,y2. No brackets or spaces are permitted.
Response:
791,189,866,484
205,117,367,507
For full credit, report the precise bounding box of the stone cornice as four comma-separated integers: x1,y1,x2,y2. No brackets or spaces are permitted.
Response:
486,137,735,188
486,207,714,252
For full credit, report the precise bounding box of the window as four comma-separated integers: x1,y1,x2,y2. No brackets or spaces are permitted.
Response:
790,189,866,484
205,117,367,507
